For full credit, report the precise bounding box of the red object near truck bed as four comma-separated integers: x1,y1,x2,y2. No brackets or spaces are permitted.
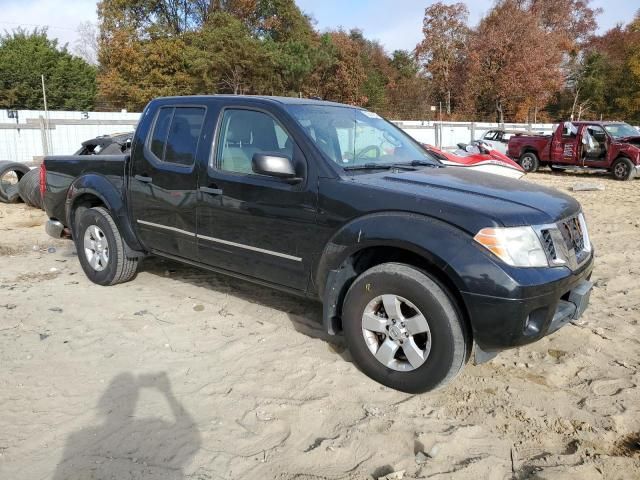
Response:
507,121,640,180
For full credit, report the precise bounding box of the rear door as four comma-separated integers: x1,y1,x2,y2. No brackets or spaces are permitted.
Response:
129,104,206,259
196,103,317,291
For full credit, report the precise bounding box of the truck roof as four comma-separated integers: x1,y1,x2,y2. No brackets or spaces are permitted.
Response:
154,95,359,109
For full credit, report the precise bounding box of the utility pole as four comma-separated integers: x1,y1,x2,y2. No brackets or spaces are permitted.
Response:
41,74,52,155
438,101,443,148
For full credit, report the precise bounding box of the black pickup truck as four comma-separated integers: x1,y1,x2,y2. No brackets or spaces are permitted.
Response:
43,95,594,393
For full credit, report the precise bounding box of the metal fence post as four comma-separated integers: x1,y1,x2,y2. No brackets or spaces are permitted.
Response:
39,115,49,156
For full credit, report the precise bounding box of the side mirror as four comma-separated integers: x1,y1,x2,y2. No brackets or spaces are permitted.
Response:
252,153,301,183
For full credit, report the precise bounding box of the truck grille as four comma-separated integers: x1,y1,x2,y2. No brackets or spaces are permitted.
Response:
559,216,588,263
539,214,591,269
541,229,557,260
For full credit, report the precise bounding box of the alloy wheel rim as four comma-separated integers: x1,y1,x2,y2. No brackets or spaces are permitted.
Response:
83,225,109,272
522,157,533,170
361,294,432,372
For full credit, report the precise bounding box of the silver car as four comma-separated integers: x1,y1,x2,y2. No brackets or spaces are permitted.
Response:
477,129,525,154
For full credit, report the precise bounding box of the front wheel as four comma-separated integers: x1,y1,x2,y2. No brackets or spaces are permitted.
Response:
342,263,470,393
74,206,138,286
611,157,635,181
519,152,539,173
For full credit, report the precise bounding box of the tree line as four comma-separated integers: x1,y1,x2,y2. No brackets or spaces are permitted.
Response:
1,0,639,122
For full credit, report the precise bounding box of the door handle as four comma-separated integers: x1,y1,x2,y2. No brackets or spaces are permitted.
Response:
200,186,223,195
134,175,152,183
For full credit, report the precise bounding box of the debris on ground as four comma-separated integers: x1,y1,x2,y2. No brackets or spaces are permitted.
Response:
571,183,605,192
415,451,429,465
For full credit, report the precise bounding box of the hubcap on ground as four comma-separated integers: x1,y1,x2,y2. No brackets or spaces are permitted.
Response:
84,225,109,272
361,294,431,372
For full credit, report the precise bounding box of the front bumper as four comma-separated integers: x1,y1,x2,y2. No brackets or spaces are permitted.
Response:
462,254,594,356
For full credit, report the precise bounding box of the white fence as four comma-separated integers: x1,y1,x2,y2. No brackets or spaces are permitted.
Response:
0,110,140,164
0,109,556,164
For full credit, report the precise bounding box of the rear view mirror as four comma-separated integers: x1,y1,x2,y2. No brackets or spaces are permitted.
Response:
252,153,301,183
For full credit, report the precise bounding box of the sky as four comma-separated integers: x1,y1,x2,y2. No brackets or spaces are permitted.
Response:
0,0,637,54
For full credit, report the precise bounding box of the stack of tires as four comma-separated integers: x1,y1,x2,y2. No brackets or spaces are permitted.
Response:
0,161,30,203
0,161,43,209
17,167,43,209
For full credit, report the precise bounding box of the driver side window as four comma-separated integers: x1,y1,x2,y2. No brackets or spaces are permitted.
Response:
216,109,294,174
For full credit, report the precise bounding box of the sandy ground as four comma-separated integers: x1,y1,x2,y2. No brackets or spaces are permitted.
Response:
0,171,639,480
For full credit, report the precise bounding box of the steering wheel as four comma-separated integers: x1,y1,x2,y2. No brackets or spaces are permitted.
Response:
354,145,382,162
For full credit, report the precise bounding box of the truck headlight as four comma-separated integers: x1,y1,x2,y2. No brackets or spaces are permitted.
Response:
474,226,549,267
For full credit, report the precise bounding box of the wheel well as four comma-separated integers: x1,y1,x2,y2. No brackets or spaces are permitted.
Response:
70,194,106,229
520,148,538,158
327,246,472,340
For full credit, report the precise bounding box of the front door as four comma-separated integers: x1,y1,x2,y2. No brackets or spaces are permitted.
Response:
196,106,317,291
551,122,579,165
129,105,206,259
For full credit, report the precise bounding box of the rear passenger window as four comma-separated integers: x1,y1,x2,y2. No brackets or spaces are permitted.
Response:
483,131,497,140
216,109,294,174
149,106,205,166
165,108,205,166
150,108,172,159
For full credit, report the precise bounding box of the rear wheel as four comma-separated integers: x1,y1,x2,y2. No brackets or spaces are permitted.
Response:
611,157,634,181
74,206,138,286
342,263,469,393
519,152,539,173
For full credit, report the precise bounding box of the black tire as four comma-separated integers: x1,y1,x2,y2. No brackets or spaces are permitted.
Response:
519,152,539,173
0,161,30,203
611,157,634,181
342,263,470,393
74,206,138,286
18,167,43,209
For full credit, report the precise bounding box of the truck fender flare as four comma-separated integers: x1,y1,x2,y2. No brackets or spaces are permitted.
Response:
315,212,470,334
65,174,144,254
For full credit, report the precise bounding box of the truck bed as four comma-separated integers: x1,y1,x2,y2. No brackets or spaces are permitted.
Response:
43,155,128,226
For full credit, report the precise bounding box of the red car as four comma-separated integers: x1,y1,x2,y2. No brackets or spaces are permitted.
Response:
508,121,640,180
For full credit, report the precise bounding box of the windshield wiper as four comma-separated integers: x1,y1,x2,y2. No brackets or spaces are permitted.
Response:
343,163,397,171
391,160,441,168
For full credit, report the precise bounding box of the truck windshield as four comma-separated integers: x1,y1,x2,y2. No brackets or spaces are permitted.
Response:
287,104,438,168
603,123,639,139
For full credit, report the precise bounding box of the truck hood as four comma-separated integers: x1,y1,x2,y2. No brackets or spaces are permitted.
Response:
350,166,580,231
616,136,640,147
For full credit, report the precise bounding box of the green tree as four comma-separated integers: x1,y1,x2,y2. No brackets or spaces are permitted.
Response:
0,28,96,110
416,2,469,115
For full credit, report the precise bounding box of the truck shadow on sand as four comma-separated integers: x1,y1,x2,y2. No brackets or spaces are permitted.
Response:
141,256,351,362
52,372,201,480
